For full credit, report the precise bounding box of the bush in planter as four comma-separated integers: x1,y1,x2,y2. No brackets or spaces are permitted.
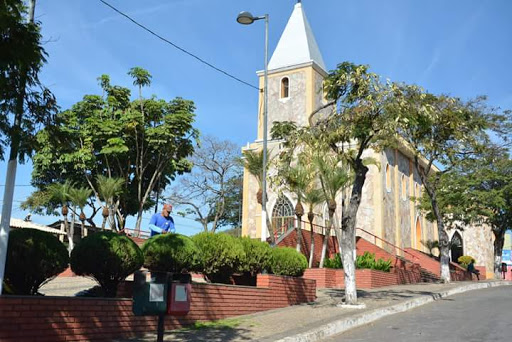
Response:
324,253,343,269
324,252,392,272
191,232,245,284
3,229,69,295
269,247,308,277
457,255,476,268
70,232,143,297
141,233,201,273
234,237,272,285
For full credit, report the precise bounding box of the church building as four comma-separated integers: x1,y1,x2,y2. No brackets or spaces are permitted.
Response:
241,2,494,279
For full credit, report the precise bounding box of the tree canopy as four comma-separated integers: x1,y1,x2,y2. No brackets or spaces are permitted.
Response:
26,68,199,231
169,135,242,232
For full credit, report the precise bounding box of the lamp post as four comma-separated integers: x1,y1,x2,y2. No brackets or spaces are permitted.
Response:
237,11,269,242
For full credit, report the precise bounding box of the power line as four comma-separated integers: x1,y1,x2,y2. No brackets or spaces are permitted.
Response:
98,0,260,91
0,185,32,187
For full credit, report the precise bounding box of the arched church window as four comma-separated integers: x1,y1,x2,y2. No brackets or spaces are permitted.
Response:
281,77,289,98
385,164,391,192
401,174,407,200
272,195,294,237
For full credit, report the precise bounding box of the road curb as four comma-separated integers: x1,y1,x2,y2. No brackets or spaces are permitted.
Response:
274,281,512,342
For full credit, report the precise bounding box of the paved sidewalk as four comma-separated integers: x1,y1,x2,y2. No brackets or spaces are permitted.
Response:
117,280,512,342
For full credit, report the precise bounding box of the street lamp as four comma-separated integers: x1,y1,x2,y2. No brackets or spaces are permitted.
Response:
237,11,269,242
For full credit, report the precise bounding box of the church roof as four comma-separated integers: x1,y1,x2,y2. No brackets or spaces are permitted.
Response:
268,2,326,72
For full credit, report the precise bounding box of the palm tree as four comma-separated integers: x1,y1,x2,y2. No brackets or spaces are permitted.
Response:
283,163,311,252
303,187,325,268
242,149,275,242
47,181,72,254
314,154,350,268
68,187,92,239
96,175,124,230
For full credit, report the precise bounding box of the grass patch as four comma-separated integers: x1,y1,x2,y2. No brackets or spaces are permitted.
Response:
188,318,243,330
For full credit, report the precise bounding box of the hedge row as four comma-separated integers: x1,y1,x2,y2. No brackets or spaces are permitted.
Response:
2,229,307,297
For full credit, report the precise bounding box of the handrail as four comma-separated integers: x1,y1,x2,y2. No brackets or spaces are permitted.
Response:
355,227,419,262
297,219,419,261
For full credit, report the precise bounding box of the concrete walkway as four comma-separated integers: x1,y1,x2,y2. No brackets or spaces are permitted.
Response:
116,280,512,342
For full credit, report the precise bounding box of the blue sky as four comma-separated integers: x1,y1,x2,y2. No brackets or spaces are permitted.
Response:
1,0,511,235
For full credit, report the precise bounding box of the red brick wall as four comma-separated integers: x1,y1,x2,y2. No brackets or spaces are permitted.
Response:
303,267,422,289
0,275,315,342
278,229,338,267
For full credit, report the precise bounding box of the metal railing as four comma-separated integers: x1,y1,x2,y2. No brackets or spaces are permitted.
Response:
291,219,418,262
355,227,419,262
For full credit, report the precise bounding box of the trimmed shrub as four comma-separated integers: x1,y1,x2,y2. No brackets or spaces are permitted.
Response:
238,237,272,276
270,247,308,277
458,255,475,268
70,232,143,297
192,232,245,284
3,229,69,295
141,233,201,273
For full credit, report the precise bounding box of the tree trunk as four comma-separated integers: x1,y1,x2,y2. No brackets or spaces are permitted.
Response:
493,230,506,279
296,215,303,253
339,161,368,305
431,198,451,283
341,226,356,304
319,222,331,268
68,208,77,255
135,207,144,235
308,213,315,268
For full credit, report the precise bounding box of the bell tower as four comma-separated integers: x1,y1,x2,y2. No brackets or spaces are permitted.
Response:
256,1,328,140
243,1,328,239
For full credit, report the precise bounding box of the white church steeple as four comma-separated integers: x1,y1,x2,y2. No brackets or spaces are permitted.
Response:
268,1,326,72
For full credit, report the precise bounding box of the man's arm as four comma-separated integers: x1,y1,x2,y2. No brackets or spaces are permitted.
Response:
149,214,164,234
168,216,175,233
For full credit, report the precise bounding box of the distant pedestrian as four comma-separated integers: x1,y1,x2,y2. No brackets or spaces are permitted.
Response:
467,259,480,280
501,262,507,279
149,204,175,237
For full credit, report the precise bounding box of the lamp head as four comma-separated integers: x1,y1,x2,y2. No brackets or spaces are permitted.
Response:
237,11,255,25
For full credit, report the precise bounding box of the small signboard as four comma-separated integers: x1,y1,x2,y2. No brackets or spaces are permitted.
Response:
502,250,511,265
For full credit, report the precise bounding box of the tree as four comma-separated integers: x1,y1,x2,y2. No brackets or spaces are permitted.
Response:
68,186,92,239
242,149,275,242
280,162,311,252
302,185,324,268
169,135,242,232
96,175,124,230
313,154,350,268
420,147,512,278
0,0,57,294
397,85,509,282
28,68,199,232
47,181,72,253
273,62,402,304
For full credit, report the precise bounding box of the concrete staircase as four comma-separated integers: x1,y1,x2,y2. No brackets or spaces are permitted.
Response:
276,228,442,283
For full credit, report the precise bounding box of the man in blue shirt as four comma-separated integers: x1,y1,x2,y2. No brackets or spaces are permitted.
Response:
149,203,175,236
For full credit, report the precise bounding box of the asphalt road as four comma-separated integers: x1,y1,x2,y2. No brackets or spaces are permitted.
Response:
323,286,512,342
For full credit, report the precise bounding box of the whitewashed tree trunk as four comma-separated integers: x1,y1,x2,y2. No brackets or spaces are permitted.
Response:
319,224,331,268
308,218,315,268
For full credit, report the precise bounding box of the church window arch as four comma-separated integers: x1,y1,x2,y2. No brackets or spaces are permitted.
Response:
385,164,392,192
401,174,407,200
280,77,290,99
415,217,422,249
272,195,294,237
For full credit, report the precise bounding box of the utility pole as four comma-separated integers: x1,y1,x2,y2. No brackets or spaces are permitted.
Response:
0,0,37,295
